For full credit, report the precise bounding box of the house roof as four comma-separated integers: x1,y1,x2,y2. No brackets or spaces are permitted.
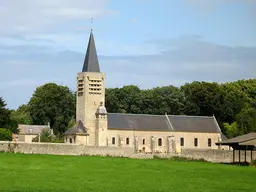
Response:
18,124,48,135
82,31,100,72
107,113,221,133
64,120,88,135
216,132,256,145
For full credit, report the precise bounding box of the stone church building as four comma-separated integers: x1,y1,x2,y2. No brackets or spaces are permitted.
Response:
64,31,226,153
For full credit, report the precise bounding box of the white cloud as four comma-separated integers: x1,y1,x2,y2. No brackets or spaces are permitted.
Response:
0,0,117,35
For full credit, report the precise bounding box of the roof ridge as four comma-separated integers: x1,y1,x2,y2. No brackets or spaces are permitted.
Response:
107,113,214,118
168,115,213,118
107,113,164,117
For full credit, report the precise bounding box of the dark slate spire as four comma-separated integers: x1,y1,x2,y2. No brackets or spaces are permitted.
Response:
82,31,100,72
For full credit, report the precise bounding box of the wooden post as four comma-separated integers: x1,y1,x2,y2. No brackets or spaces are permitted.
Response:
239,149,241,163
245,148,247,163
233,149,235,163
251,150,253,162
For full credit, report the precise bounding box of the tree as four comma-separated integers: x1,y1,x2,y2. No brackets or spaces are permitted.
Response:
8,104,32,133
28,83,76,135
223,122,239,138
181,81,222,117
0,128,12,141
0,97,11,128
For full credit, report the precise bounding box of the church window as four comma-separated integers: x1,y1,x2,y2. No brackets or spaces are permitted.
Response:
112,137,115,145
158,138,162,146
194,138,198,147
142,139,145,145
126,138,129,145
78,92,83,97
69,138,72,143
180,137,184,147
208,138,212,147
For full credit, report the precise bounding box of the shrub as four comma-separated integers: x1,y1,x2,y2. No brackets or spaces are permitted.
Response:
250,159,256,167
0,128,12,141
32,128,64,143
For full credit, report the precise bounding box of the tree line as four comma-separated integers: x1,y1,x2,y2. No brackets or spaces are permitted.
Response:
1,79,256,139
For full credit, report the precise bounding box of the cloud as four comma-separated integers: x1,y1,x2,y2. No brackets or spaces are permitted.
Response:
0,0,117,35
101,35,256,85
1,35,256,109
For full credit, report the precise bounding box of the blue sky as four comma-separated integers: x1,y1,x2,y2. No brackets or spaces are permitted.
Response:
0,0,256,109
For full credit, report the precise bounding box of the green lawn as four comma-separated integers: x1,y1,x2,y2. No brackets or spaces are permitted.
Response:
0,153,255,192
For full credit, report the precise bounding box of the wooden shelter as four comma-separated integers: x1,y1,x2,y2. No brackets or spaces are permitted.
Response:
216,133,256,163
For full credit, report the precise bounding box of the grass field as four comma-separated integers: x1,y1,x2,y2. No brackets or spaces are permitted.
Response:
0,153,255,192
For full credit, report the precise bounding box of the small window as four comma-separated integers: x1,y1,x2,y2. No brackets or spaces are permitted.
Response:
208,138,212,147
158,138,162,146
142,139,145,145
194,138,198,147
112,137,115,145
126,138,129,145
180,137,184,147
69,138,72,143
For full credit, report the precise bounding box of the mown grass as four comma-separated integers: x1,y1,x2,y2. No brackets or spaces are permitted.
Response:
0,153,255,192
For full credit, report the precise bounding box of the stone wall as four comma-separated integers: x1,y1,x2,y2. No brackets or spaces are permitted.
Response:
0,141,153,159
179,149,256,163
1,141,255,163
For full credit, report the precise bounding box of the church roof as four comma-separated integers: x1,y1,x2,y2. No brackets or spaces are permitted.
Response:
82,31,100,72
64,120,88,135
107,113,221,133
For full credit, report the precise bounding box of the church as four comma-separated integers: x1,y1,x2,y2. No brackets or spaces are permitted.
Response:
64,31,226,153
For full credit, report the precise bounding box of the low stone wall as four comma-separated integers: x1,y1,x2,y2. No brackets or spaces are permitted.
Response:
181,149,233,163
0,141,153,159
1,142,255,163
152,149,256,163
179,149,256,163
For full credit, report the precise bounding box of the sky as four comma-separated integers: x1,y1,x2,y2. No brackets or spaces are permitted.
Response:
0,0,256,109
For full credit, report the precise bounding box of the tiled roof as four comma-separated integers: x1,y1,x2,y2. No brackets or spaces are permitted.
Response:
168,115,220,133
107,113,172,131
216,132,256,145
107,113,221,133
64,120,88,135
18,124,48,135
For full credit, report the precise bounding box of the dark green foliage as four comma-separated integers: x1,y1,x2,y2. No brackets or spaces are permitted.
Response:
0,128,12,141
0,97,11,129
105,79,256,138
8,104,32,134
28,83,75,135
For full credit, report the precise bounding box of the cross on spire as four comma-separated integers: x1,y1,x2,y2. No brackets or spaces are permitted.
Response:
91,18,93,32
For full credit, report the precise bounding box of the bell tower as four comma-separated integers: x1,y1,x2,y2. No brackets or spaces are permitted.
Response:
76,30,106,146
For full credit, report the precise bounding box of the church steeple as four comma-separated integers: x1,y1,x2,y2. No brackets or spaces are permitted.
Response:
82,31,100,72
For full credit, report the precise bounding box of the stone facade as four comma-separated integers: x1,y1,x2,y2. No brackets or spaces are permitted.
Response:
63,31,228,154
76,72,106,146
99,130,223,153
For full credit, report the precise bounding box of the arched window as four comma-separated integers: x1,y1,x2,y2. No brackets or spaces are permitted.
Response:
69,138,72,143
112,137,115,145
208,138,212,147
180,137,184,147
126,138,129,145
194,138,198,147
143,139,145,145
158,138,162,146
